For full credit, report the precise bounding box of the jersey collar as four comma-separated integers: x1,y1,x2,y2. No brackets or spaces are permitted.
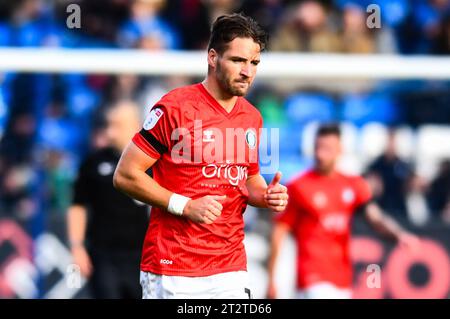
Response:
197,83,241,119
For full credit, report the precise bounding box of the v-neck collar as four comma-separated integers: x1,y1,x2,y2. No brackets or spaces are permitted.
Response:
196,83,241,119
313,169,339,180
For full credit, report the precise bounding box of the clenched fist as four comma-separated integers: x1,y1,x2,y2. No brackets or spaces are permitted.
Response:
183,195,227,224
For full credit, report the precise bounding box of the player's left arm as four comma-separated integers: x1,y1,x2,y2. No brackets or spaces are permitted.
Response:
246,172,288,212
363,202,420,249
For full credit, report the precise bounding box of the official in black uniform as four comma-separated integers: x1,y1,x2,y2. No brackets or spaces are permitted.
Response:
67,101,149,298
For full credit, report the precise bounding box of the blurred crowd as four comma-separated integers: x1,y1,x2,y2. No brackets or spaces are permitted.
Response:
0,0,450,241
0,0,449,53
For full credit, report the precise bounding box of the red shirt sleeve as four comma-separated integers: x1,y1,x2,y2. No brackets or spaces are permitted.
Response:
353,176,373,209
132,102,176,159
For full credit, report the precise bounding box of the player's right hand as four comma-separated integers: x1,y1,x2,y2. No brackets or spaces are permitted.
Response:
182,195,226,224
266,280,277,299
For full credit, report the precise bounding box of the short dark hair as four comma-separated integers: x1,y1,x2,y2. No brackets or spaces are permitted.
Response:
316,123,341,138
207,13,268,55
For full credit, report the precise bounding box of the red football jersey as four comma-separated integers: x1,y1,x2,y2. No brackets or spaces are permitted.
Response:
132,83,263,276
275,169,372,289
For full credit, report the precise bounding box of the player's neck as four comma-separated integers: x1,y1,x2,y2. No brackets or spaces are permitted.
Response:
202,79,238,113
314,166,337,177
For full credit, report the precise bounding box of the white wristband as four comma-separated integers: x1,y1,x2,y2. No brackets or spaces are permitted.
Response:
167,193,191,216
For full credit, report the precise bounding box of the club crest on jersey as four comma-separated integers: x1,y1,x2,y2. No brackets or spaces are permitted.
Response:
342,188,355,204
143,108,163,130
245,129,257,149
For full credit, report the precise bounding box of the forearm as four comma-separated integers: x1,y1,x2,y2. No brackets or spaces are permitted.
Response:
113,166,173,210
267,223,289,281
267,241,280,281
67,205,88,247
365,203,405,240
246,174,268,208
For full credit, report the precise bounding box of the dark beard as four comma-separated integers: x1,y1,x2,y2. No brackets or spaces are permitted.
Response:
216,64,247,97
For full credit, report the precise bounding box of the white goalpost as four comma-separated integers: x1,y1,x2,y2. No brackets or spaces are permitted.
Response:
0,48,450,79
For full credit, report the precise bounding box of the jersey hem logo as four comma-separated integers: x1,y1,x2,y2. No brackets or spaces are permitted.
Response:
160,259,173,265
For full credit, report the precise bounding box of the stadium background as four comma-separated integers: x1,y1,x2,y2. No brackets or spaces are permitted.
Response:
0,0,449,298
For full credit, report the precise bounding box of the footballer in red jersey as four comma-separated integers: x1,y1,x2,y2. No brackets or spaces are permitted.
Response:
114,13,288,299
267,124,419,299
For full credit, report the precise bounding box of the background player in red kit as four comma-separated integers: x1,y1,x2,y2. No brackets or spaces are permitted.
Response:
113,13,288,299
266,124,419,299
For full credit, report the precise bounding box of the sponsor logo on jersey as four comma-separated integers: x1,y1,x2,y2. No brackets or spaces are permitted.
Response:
202,163,248,186
321,213,349,234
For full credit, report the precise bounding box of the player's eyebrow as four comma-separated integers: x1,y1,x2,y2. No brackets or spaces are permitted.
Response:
229,56,248,62
229,56,260,64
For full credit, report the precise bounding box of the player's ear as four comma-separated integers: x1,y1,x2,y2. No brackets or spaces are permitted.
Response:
207,49,218,68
